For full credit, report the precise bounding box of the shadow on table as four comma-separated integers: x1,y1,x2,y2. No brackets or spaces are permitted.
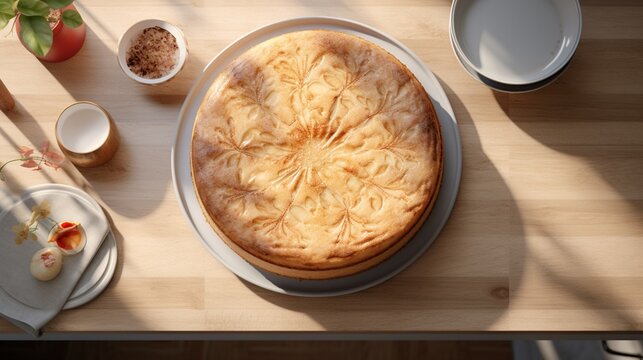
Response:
0,155,147,337
235,77,523,331
490,39,643,327
238,60,641,330
0,147,135,335
491,39,643,211
1,1,232,333
37,20,208,218
0,101,58,188
0,27,171,335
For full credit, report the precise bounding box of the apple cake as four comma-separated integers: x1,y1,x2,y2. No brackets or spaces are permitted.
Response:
191,30,443,279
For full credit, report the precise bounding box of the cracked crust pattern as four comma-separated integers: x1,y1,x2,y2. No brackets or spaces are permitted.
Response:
191,30,442,278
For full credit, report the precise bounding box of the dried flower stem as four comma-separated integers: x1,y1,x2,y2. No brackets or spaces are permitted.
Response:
0,142,64,181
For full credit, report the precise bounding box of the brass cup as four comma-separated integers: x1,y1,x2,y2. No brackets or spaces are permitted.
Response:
55,101,119,168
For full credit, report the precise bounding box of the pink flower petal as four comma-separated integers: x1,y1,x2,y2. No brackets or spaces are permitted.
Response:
40,140,50,154
44,160,61,170
43,151,64,164
20,160,39,168
18,146,34,157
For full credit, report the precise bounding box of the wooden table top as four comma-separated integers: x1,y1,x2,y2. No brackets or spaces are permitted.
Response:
0,0,641,335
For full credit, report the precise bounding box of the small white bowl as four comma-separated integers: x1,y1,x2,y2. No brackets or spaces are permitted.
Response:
449,21,575,93
450,0,581,86
117,19,188,85
55,101,119,167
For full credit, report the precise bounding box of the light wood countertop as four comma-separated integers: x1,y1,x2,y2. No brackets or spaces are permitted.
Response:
0,0,641,335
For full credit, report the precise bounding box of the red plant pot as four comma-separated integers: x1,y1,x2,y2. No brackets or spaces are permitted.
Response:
15,4,86,62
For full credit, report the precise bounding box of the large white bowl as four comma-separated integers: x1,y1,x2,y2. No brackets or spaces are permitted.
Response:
450,0,581,86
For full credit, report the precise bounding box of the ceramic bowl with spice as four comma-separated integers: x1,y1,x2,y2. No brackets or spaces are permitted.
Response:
117,19,188,85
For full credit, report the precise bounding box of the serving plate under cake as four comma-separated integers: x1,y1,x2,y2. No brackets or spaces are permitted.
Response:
172,17,462,296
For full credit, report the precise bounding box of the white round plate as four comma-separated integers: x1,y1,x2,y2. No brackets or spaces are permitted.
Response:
57,184,118,310
64,228,117,310
171,17,462,296
451,0,581,85
0,184,117,310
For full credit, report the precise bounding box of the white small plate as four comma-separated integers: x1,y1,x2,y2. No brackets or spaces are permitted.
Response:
171,17,462,297
0,184,117,310
61,183,117,310
64,228,117,310
451,0,581,85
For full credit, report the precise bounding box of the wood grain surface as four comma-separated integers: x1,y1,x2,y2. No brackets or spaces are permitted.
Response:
0,0,641,335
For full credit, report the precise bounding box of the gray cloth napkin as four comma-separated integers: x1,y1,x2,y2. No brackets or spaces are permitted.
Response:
0,188,108,336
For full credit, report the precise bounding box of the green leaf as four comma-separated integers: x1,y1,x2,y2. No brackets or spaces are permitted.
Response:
16,0,48,16
0,0,16,13
0,13,13,29
61,8,80,28
19,15,51,57
0,0,17,28
43,0,71,9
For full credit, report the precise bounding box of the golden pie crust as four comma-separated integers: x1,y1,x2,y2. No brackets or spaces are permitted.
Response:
191,30,443,279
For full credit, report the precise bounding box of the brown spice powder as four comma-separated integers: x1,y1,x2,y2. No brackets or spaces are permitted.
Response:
126,26,179,79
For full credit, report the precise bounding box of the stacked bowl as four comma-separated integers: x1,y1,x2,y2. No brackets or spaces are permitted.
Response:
449,0,582,92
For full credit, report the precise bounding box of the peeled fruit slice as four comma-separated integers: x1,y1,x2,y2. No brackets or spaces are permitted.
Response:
30,247,64,281
48,221,86,255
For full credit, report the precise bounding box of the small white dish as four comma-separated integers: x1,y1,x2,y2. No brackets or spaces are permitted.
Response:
117,19,188,85
450,0,581,86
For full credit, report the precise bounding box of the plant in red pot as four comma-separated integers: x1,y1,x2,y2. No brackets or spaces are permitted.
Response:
0,0,85,62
